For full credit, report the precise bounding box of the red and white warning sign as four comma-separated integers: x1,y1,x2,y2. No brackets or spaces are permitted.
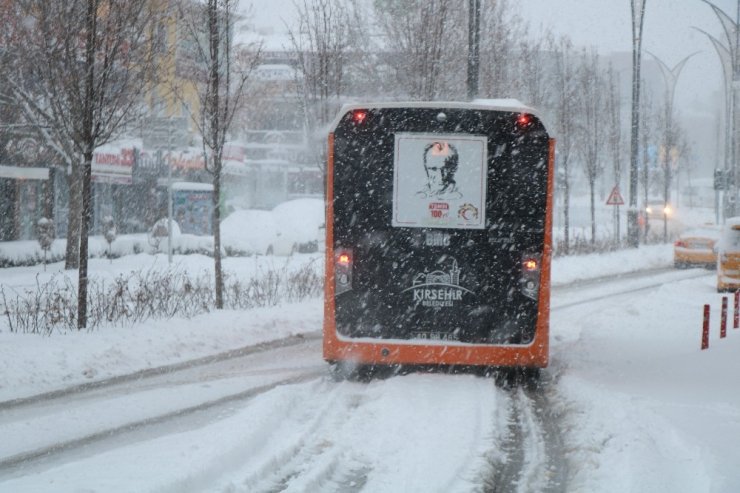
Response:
606,186,625,206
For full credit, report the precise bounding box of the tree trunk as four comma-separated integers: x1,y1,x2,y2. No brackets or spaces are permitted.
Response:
208,0,224,310
590,177,596,244
64,167,82,269
563,157,570,255
78,0,96,329
213,161,223,308
77,151,93,328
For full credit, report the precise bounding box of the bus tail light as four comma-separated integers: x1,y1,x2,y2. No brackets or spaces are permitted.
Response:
335,248,353,295
352,110,368,125
520,253,541,300
516,113,533,128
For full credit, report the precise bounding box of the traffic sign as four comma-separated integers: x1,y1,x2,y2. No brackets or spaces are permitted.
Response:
606,186,624,206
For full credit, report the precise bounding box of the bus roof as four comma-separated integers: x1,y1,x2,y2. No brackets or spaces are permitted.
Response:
329,99,544,132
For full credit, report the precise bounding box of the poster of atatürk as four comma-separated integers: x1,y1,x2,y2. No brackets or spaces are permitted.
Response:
392,133,488,229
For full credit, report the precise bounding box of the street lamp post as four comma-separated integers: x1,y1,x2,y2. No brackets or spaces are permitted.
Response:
700,0,740,219
694,26,732,221
629,0,647,247
647,51,697,241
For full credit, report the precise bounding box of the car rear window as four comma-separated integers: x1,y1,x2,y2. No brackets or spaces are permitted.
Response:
685,238,713,249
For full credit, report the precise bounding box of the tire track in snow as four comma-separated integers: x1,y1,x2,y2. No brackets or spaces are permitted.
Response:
234,381,373,493
481,268,706,491
481,373,568,493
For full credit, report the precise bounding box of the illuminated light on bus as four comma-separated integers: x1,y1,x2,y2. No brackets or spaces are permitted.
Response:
523,258,538,272
520,254,542,300
516,113,533,128
335,249,353,295
352,110,368,124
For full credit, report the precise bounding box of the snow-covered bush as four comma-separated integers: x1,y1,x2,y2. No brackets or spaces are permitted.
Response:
0,259,323,334
36,217,55,269
147,218,180,252
102,215,117,260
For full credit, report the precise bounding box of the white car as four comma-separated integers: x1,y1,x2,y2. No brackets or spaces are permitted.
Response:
270,198,326,255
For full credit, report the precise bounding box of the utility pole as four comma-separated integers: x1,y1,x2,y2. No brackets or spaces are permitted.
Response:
467,0,481,100
628,0,647,247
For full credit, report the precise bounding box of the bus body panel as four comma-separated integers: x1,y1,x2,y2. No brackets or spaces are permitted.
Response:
323,104,553,368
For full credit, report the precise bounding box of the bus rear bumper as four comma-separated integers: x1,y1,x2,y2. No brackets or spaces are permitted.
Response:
322,333,549,369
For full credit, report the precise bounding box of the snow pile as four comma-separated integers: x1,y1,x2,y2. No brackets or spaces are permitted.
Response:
550,270,738,492
551,243,672,285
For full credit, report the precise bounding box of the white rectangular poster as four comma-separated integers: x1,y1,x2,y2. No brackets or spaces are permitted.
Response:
392,133,488,229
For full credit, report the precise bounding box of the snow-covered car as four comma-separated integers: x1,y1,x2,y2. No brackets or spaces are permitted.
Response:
717,218,740,292
673,225,719,269
270,198,326,255
221,209,277,256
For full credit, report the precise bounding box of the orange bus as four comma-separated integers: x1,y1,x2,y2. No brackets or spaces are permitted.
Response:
323,101,554,378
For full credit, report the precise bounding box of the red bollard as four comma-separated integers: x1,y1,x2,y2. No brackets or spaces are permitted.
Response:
721,297,728,339
735,291,739,329
702,304,710,350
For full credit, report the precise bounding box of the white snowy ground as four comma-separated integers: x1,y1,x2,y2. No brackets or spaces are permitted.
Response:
1,201,738,492
1,244,737,492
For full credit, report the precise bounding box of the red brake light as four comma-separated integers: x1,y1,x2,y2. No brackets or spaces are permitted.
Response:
674,240,687,248
352,110,368,124
516,113,532,128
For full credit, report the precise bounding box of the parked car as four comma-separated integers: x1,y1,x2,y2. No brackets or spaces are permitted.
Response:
673,225,719,269
221,209,277,256
270,198,326,255
717,218,740,292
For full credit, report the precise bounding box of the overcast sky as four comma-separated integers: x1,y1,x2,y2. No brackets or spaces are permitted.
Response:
244,0,734,166
520,0,732,110
246,0,733,101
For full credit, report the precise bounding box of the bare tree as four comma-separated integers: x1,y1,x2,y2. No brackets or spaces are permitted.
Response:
478,0,524,98
287,0,353,170
605,64,624,241
177,0,259,309
639,84,657,240
552,38,578,254
5,0,159,327
514,33,555,109
575,49,607,244
374,0,463,100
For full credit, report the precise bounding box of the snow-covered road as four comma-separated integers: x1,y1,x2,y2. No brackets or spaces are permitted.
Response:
3,257,736,493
